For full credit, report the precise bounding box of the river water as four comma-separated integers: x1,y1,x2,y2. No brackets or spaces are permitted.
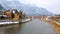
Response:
0,19,56,34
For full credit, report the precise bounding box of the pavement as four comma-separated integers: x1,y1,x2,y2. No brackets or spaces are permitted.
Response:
51,21,60,26
40,17,60,34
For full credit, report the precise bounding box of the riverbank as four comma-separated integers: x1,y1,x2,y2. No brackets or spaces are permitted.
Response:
0,18,32,26
40,18,60,34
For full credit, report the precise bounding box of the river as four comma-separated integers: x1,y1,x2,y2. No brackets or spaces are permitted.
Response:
0,19,56,34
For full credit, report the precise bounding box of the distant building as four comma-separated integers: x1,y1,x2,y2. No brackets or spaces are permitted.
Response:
0,11,3,15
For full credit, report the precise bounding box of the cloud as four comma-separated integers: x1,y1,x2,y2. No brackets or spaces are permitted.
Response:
6,0,13,1
17,0,60,14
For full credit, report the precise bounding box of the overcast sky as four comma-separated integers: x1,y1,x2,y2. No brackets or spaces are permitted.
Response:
1,0,60,14
17,0,60,14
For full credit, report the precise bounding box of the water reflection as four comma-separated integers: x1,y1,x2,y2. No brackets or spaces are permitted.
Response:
0,21,27,34
5,25,21,34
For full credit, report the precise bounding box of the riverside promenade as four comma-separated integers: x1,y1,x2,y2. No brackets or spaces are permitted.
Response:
0,19,32,26
40,17,60,34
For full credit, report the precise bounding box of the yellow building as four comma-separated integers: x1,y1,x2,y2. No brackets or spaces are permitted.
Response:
3,10,20,20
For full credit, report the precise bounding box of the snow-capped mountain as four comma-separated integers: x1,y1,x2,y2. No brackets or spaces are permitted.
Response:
0,0,53,16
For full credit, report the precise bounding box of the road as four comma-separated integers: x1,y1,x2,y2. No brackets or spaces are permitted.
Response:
0,19,56,34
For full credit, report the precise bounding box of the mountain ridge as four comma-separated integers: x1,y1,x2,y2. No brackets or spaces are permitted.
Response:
0,0,54,16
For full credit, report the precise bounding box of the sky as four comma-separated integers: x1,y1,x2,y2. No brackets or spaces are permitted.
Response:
0,0,60,14
17,0,60,14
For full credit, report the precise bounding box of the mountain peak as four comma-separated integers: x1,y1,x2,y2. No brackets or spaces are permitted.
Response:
0,1,53,16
